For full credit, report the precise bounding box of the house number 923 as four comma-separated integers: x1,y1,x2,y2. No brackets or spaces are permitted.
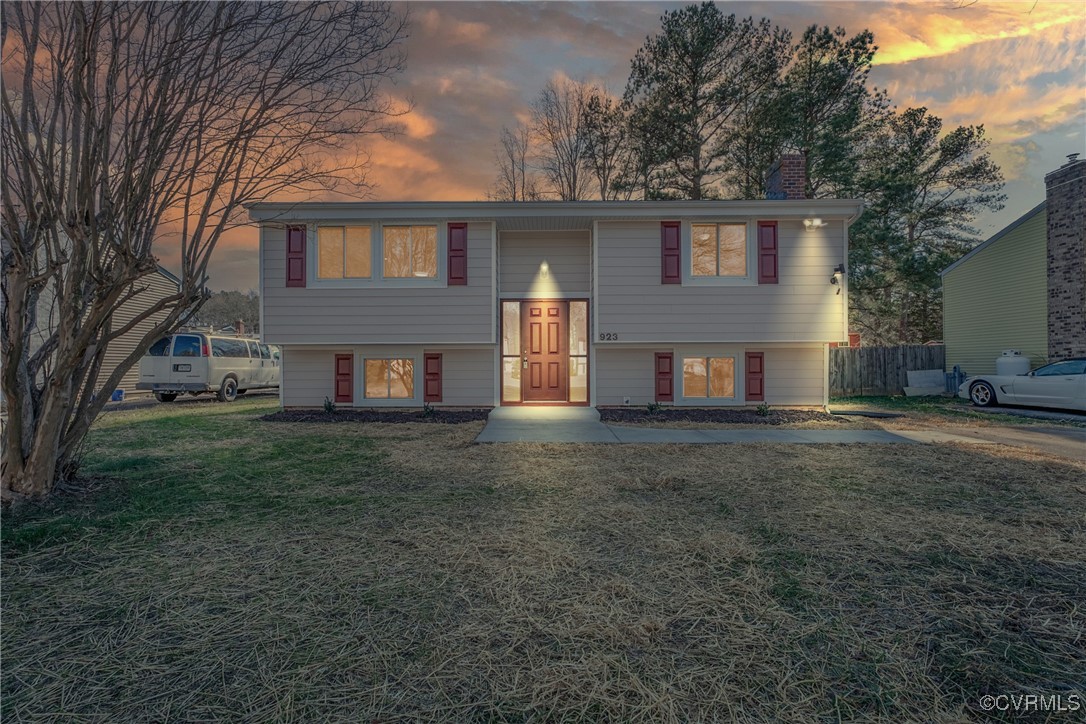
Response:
599,332,619,341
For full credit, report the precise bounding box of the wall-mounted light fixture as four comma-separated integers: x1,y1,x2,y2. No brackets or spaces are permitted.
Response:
804,217,826,230
830,263,845,294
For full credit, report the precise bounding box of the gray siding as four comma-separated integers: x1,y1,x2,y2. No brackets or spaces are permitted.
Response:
595,220,846,343
499,231,591,296
595,345,825,407
263,222,494,344
281,345,495,407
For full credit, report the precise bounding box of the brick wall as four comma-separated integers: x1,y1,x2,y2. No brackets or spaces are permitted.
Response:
765,153,807,200
1045,156,1086,361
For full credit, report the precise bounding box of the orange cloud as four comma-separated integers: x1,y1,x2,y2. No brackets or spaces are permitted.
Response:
871,1,1083,65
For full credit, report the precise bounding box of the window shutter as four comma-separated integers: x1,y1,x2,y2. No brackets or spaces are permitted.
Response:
447,223,467,285
745,351,764,402
424,353,442,402
286,226,307,287
334,353,353,403
655,352,674,402
757,221,778,284
661,221,681,284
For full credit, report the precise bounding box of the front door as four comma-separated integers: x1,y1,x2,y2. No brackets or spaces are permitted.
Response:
521,301,568,402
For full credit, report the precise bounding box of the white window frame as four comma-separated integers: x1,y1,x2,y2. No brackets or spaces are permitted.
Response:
314,224,375,282
379,222,446,286
681,220,756,287
359,353,421,406
305,221,449,288
676,347,743,406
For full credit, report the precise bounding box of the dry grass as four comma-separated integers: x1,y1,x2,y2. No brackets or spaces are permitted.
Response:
3,399,1084,722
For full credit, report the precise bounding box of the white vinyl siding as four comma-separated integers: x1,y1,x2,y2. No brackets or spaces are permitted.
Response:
763,347,825,405
595,220,846,342
499,230,591,297
263,222,493,344
281,346,495,407
94,270,180,394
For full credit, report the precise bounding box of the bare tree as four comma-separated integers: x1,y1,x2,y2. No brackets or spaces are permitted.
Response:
582,89,636,200
489,125,541,202
1,1,406,500
531,78,593,201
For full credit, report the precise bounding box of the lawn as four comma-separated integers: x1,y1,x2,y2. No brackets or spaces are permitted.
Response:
3,399,1084,721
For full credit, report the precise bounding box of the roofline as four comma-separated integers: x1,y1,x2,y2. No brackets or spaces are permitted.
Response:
246,198,865,223
155,265,182,287
940,200,1047,277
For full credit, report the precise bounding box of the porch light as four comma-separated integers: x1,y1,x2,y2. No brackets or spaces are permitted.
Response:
804,218,826,230
830,263,845,294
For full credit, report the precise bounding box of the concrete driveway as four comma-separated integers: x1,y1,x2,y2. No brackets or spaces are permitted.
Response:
946,426,1086,462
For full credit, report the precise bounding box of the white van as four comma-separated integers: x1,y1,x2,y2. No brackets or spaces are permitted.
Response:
137,332,280,402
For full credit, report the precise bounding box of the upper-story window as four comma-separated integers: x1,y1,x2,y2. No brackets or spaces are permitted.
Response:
318,226,372,279
691,223,746,277
384,225,437,278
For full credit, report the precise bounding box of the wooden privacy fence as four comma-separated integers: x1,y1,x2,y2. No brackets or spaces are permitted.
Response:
830,345,946,397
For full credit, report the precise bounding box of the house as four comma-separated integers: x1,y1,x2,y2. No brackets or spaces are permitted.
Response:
942,155,1085,374
249,161,863,409
24,265,181,397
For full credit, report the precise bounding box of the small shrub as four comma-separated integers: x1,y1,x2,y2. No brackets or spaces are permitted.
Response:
646,402,662,415
756,402,771,417
421,402,435,418
323,397,336,414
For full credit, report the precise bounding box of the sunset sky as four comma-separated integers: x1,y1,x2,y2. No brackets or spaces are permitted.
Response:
205,0,1085,291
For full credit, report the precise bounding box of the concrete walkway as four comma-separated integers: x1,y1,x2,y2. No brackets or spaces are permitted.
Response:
475,408,996,447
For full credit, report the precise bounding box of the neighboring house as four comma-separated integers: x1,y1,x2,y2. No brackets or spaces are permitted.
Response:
942,155,1085,374
26,265,182,396
249,158,862,409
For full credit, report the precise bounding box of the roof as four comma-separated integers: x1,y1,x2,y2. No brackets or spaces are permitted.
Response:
155,265,181,287
940,201,1046,277
246,199,866,228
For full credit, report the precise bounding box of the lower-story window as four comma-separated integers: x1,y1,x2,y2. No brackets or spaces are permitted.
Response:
682,357,735,398
364,358,414,399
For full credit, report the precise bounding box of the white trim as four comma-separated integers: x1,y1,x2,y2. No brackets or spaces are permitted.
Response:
591,220,599,407
841,218,850,341
498,291,589,299
823,343,830,407
258,224,266,343
490,221,498,345
248,198,866,222
675,349,742,406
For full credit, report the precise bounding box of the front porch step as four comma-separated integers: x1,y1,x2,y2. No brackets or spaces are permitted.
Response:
488,406,601,422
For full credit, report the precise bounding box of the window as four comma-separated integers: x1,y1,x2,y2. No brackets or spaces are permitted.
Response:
1036,360,1086,376
384,225,437,278
146,338,171,357
364,358,414,399
691,223,746,277
173,335,202,357
682,357,735,398
569,301,588,402
318,226,372,279
211,338,250,358
501,301,521,402
258,344,271,360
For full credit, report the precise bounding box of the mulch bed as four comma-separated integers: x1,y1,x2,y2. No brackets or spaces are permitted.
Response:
599,407,843,425
261,408,491,424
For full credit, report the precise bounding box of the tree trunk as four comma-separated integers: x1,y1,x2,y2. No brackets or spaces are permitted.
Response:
2,387,69,501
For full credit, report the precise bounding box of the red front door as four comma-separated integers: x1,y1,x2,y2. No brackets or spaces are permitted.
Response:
522,301,568,402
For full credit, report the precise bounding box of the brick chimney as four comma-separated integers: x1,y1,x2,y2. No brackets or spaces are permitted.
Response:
1045,153,1085,361
235,319,246,336
765,153,807,200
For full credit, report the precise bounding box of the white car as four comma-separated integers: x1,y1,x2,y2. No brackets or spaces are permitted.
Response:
958,358,1086,412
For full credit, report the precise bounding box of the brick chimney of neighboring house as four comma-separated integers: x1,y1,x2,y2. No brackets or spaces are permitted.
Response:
1045,153,1086,361
235,319,245,336
765,152,807,200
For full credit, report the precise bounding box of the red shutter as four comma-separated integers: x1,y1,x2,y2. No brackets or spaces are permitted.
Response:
757,221,778,284
286,226,307,287
424,353,442,402
661,221,681,284
334,353,353,403
447,223,467,285
655,352,674,402
745,351,764,402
